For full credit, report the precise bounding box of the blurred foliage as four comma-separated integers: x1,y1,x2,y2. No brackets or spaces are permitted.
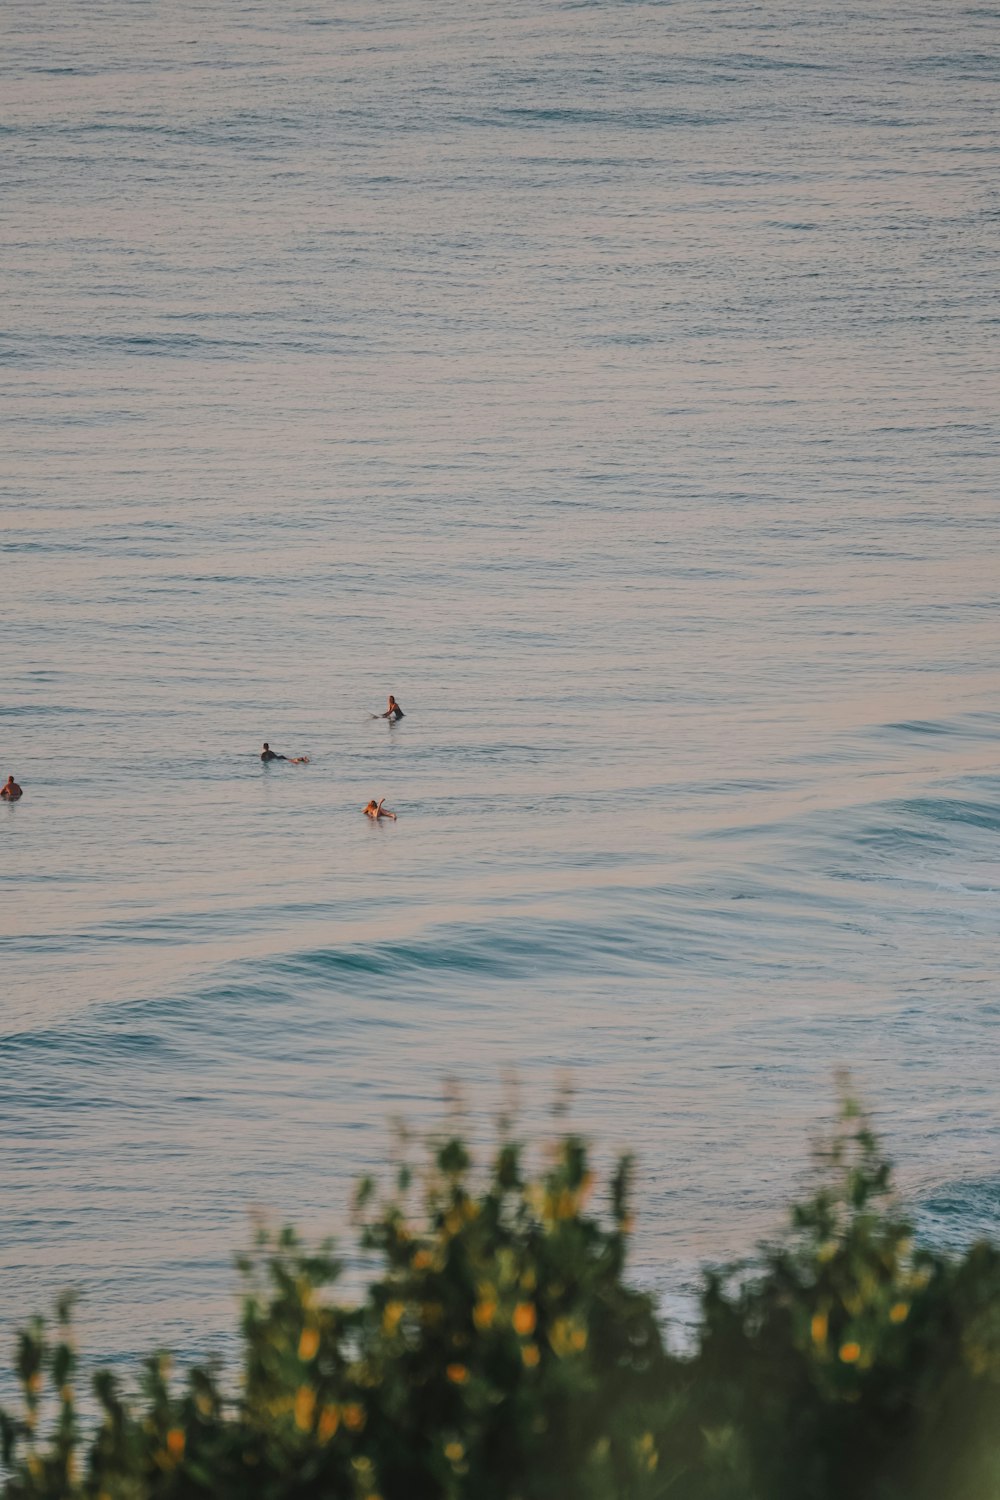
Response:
3,1096,1000,1499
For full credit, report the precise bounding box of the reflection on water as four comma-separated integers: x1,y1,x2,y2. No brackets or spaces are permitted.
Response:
1,0,998,1370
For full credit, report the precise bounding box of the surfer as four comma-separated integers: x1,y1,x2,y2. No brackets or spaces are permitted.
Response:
260,742,309,764
382,695,404,722
1,775,23,801
364,798,397,821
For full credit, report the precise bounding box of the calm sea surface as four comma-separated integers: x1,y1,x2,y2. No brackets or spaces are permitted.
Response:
2,0,999,1370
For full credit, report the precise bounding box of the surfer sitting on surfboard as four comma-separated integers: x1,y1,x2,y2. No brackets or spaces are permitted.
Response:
1,775,23,801
382,695,404,722
260,742,309,764
364,798,397,821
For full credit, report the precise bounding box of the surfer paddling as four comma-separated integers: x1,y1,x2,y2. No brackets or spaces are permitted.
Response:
260,742,310,764
364,798,397,821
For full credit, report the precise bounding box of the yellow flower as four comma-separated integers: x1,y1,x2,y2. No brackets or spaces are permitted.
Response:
473,1298,497,1331
444,1441,465,1463
294,1386,316,1431
637,1433,658,1472
382,1301,405,1336
446,1363,469,1385
521,1342,540,1368
556,1319,588,1355
549,1318,584,1357
811,1312,828,1346
298,1327,320,1361
318,1405,340,1443
343,1403,366,1431
889,1302,909,1324
839,1341,862,1364
166,1428,185,1460
513,1302,537,1336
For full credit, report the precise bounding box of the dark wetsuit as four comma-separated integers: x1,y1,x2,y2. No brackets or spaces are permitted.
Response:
261,749,286,762
385,704,404,721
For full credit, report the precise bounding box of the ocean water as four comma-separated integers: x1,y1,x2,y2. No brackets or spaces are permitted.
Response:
2,0,999,1371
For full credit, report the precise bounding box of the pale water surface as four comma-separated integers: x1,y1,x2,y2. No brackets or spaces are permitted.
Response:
2,0,999,1369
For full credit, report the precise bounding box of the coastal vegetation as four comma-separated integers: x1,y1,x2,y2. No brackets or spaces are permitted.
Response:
3,1098,999,1500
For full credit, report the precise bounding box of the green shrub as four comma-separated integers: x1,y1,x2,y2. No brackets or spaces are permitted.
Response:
2,1099,999,1499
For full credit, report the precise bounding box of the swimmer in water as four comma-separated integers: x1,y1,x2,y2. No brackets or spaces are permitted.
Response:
260,742,310,764
1,775,23,801
364,798,397,821
382,695,404,722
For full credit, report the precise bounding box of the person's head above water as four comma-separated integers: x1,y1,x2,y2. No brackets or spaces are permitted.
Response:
262,742,269,750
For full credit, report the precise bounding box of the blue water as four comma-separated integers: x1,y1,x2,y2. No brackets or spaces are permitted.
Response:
2,0,999,1370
